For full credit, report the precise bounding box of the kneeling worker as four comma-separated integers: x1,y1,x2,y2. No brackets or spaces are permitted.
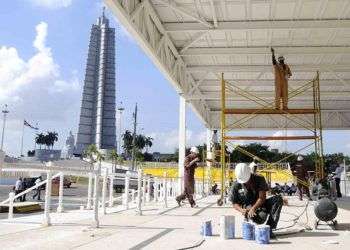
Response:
230,163,283,236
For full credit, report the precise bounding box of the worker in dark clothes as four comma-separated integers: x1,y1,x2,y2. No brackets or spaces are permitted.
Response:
271,47,292,110
291,156,311,201
230,163,283,237
176,147,200,208
333,163,344,198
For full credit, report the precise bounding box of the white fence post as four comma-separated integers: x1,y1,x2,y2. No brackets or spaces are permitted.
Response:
154,177,158,202
124,171,130,209
146,177,151,202
86,173,93,209
109,175,114,208
101,169,108,215
163,172,168,208
131,189,135,203
43,171,52,226
57,172,64,213
93,162,101,228
137,169,143,215
8,192,15,219
142,176,147,205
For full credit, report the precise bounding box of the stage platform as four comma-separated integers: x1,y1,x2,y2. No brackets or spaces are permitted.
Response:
0,196,349,250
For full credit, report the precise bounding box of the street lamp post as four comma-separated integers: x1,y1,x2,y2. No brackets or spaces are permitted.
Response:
1,104,9,151
117,103,125,155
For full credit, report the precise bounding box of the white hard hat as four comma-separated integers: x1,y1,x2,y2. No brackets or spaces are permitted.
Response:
297,155,304,161
235,163,251,184
190,147,199,154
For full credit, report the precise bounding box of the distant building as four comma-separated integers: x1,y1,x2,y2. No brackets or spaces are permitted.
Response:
75,8,116,155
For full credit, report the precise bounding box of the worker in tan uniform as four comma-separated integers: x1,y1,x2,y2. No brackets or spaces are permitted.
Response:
176,147,200,208
271,47,292,110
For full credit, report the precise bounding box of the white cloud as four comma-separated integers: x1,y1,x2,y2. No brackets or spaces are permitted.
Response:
267,130,291,152
29,0,73,9
0,22,60,101
147,129,207,153
0,22,81,156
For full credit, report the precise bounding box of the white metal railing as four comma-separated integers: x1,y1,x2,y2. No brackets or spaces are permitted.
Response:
1,162,211,227
2,171,62,224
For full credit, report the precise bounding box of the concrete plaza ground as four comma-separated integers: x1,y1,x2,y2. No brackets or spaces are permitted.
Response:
0,195,349,250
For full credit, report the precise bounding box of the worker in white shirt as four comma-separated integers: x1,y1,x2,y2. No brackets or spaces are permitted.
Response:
249,157,259,174
33,176,42,201
334,164,344,198
14,177,23,202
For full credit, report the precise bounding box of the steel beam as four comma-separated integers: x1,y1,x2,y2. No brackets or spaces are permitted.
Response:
164,19,350,32
187,64,350,73
181,46,350,56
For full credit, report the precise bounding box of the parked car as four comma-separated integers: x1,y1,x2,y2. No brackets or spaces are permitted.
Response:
112,168,139,193
52,176,72,188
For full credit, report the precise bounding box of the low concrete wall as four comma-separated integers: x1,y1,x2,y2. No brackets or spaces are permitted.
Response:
25,149,62,162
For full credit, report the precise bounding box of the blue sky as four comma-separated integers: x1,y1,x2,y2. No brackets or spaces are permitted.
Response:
0,0,349,157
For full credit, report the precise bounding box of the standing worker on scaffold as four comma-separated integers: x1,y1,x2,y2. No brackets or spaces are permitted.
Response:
176,147,200,208
271,47,292,110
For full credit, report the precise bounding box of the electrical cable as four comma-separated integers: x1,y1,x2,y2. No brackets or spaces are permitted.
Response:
275,199,310,231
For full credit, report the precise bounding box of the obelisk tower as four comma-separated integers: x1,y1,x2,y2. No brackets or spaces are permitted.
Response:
75,8,116,155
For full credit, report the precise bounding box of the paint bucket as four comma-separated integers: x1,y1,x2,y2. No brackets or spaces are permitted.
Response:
220,215,235,239
200,220,213,236
255,225,270,244
242,221,255,240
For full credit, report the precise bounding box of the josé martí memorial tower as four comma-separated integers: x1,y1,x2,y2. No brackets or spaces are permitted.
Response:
75,8,116,155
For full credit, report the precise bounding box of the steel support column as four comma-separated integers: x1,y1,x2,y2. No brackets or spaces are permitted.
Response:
178,95,186,194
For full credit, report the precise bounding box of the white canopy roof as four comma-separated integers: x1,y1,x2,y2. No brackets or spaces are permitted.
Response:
105,0,350,129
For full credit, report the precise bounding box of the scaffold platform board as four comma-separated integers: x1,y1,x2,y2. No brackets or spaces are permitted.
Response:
224,108,317,115
224,136,318,141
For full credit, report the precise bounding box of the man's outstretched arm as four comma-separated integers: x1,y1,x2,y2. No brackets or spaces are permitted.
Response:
247,190,266,218
271,47,277,65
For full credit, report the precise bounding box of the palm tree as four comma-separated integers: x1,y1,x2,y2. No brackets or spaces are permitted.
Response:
108,149,118,172
145,137,153,152
35,133,45,149
84,144,105,163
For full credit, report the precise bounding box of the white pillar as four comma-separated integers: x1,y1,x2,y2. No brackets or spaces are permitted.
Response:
178,95,186,194
163,172,168,208
86,173,93,209
8,192,15,219
206,129,213,190
109,175,114,207
43,171,52,226
136,169,143,215
146,177,151,202
142,176,147,205
124,171,130,209
154,177,159,202
93,162,101,228
56,172,64,213
101,170,108,215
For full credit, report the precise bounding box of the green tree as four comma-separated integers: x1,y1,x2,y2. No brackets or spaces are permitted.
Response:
122,130,154,161
122,130,133,157
84,144,105,164
108,149,119,170
35,133,45,149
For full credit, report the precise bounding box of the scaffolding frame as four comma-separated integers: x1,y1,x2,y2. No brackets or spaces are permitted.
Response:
219,72,325,201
